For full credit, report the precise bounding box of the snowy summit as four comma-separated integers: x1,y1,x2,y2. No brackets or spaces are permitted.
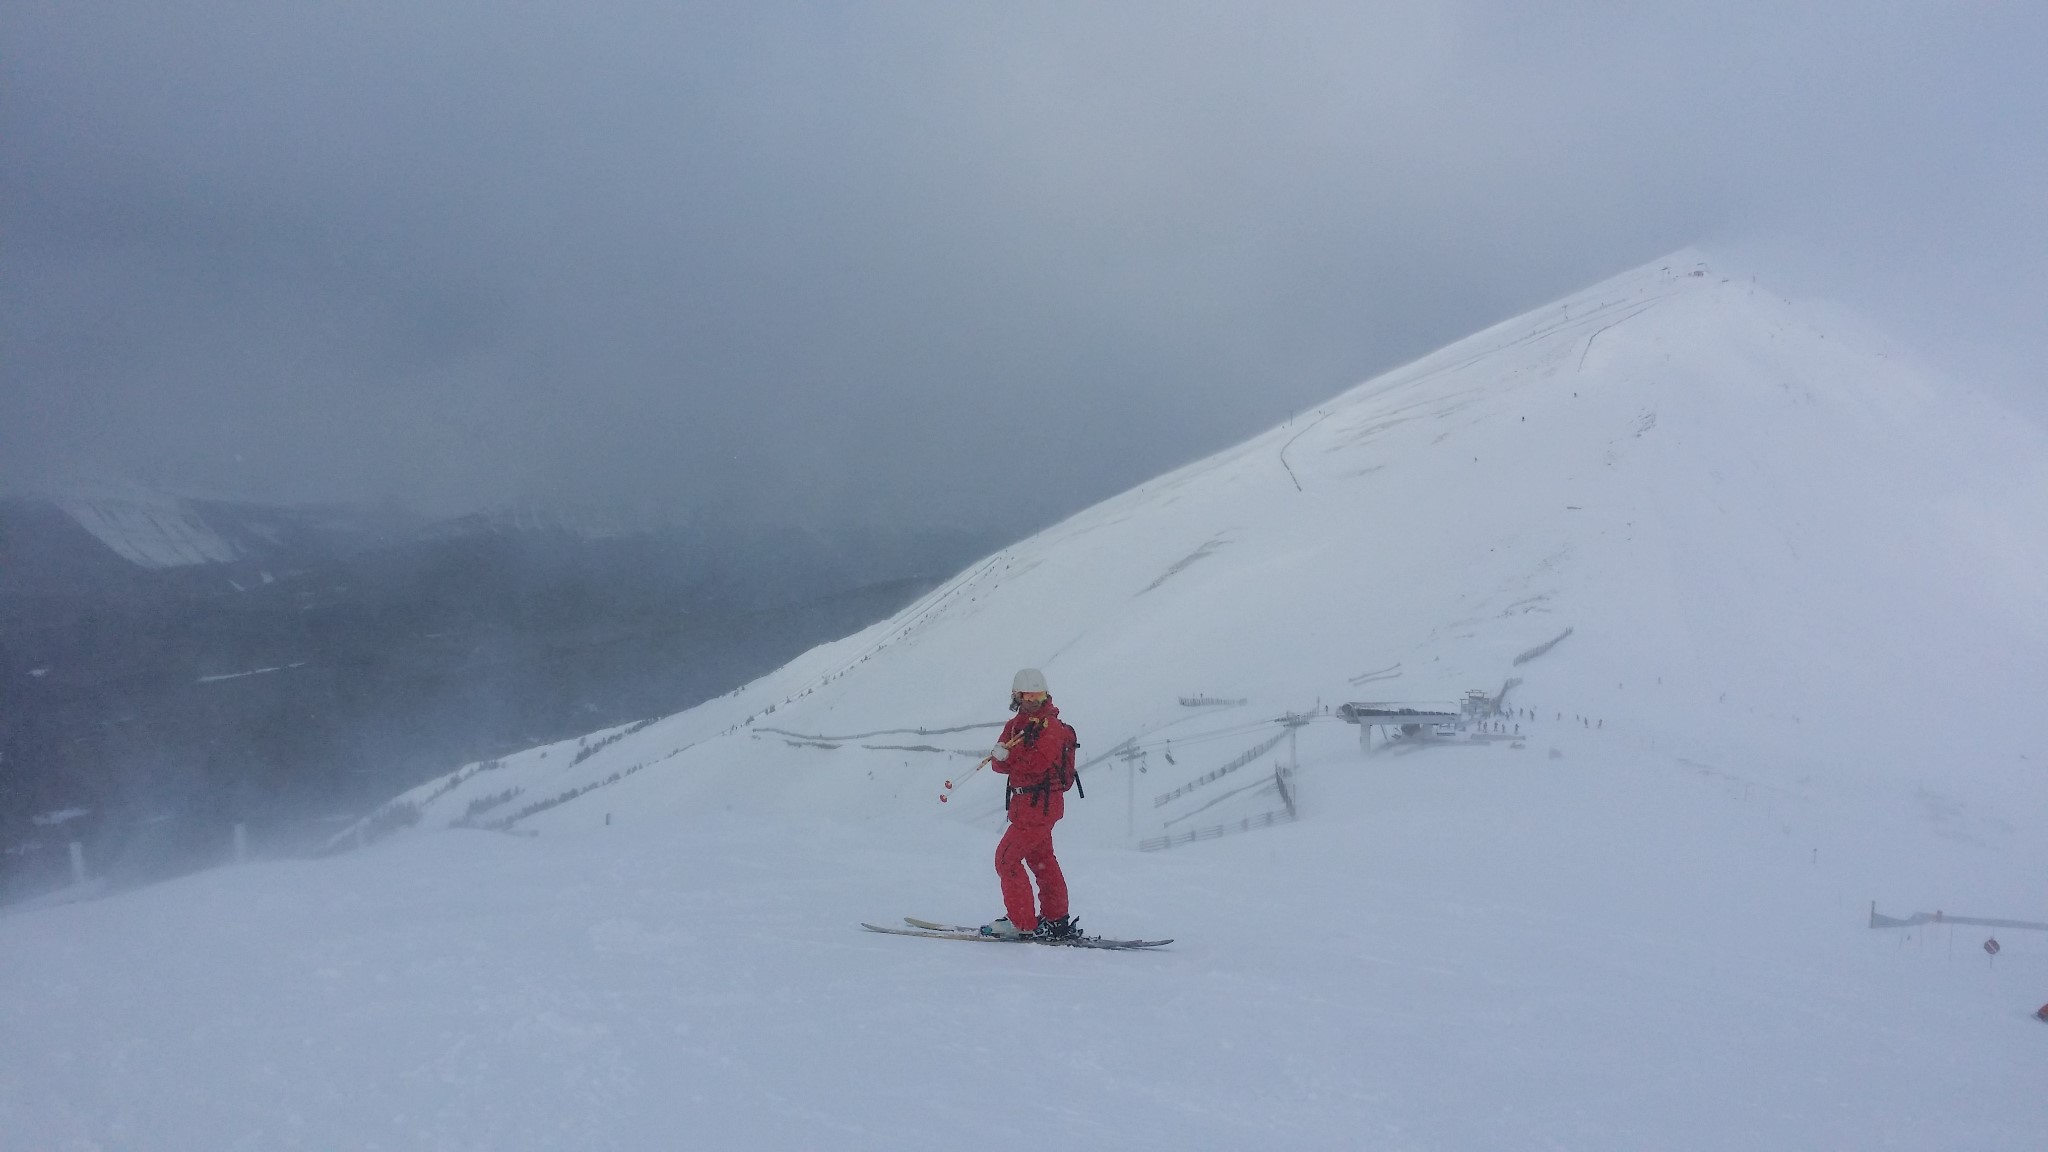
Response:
7,251,2047,1150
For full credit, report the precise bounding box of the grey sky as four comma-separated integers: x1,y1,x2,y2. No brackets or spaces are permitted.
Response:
5,2,2044,530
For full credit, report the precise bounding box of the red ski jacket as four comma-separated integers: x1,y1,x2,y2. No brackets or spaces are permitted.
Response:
992,702,1078,828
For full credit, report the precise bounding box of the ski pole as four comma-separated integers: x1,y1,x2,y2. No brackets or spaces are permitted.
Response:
939,732,1026,802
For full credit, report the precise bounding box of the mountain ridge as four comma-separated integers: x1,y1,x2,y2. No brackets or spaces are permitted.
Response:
353,248,2048,849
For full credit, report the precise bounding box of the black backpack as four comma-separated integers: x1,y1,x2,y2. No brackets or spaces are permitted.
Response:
1052,721,1082,798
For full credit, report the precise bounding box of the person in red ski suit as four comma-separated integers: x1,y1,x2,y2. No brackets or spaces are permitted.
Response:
983,668,1081,941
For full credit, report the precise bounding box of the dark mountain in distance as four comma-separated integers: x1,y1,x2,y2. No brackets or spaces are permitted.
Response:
0,490,996,899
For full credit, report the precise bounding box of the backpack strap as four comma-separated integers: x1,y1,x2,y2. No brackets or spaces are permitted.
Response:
1062,724,1082,799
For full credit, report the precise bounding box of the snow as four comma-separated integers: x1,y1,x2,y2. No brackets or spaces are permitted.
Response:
55,484,242,568
5,250,2047,1149
195,662,307,684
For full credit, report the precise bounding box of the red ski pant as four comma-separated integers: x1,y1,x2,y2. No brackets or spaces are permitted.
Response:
995,821,1067,930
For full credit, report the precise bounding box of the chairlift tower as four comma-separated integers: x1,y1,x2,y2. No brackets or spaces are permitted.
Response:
1279,710,1311,779
1116,740,1145,838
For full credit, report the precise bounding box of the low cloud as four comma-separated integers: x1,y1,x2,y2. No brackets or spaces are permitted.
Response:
5,2,2043,527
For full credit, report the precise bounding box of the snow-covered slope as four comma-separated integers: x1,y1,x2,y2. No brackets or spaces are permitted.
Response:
8,251,2047,1150
52,483,245,567
17,480,399,571
366,249,2047,844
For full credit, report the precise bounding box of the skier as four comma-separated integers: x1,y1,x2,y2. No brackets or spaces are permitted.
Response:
981,668,1082,941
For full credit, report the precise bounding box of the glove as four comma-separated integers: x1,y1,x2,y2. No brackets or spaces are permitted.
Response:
990,744,1010,761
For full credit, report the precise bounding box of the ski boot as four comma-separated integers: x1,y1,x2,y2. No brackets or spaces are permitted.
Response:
1032,915,1080,941
979,917,1025,939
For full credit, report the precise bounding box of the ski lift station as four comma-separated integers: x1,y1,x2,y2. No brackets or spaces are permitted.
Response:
1339,688,1517,754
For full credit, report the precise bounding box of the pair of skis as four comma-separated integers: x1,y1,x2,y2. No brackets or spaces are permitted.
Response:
862,917,1171,950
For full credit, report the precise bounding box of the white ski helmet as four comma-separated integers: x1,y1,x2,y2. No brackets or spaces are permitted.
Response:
1011,668,1049,696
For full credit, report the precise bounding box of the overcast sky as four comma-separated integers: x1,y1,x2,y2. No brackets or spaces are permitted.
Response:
5,2,2044,530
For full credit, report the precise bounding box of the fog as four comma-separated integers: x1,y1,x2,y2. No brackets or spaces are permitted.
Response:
6,2,2044,530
